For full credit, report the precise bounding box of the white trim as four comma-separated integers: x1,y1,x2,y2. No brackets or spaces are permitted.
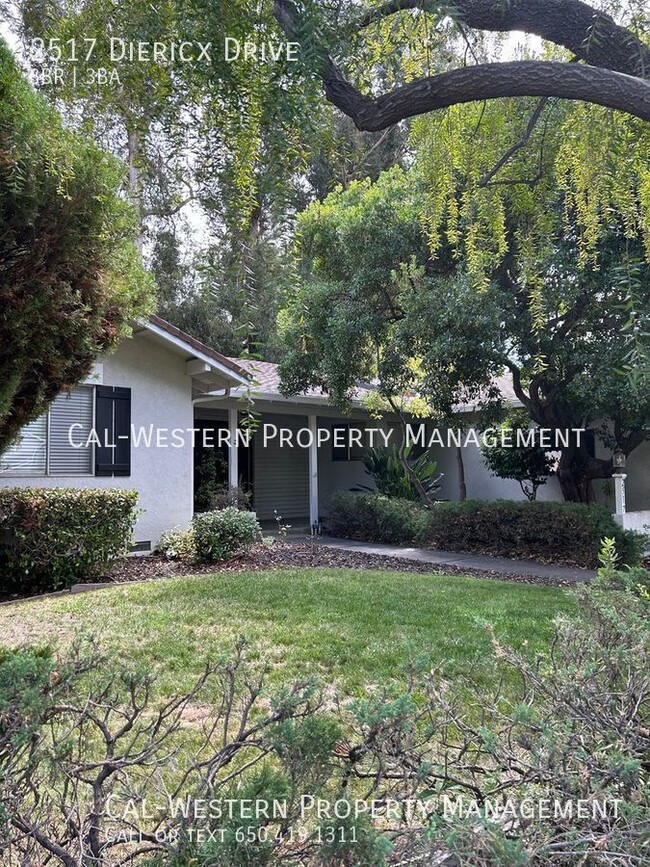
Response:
229,388,368,410
141,320,249,386
308,414,319,526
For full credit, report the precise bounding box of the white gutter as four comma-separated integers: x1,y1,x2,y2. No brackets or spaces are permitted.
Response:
228,388,369,410
192,389,230,405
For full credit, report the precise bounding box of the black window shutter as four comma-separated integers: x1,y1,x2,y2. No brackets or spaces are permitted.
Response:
113,387,131,476
94,386,132,477
95,386,115,477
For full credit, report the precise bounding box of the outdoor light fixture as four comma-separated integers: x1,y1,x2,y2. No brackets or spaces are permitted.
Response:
613,447,626,469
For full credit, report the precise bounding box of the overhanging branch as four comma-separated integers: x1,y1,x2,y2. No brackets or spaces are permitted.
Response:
324,60,650,129
274,0,650,127
354,0,650,77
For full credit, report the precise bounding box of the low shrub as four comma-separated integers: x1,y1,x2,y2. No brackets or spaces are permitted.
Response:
418,499,644,567
154,525,196,560
192,507,261,563
328,491,428,545
0,487,138,595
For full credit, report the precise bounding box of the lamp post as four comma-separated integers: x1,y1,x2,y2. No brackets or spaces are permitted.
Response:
612,447,627,515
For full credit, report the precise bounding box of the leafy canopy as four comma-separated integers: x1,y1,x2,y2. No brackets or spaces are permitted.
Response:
0,39,154,454
279,153,649,499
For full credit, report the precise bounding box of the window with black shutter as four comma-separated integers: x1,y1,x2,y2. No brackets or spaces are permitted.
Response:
95,386,131,477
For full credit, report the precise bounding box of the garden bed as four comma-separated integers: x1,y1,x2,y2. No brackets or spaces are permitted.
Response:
105,539,576,587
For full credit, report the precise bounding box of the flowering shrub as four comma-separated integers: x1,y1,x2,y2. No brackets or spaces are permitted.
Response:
156,509,261,564
154,525,196,560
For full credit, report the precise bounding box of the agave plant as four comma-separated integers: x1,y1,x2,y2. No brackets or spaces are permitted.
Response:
357,443,442,503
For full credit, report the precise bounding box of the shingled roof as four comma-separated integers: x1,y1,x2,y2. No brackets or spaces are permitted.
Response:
227,356,520,411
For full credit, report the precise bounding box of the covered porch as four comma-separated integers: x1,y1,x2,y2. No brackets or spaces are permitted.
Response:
192,399,377,526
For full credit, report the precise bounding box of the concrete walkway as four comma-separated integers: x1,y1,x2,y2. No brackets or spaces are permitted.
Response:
314,536,595,582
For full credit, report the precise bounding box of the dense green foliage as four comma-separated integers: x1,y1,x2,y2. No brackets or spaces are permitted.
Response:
328,491,643,567
0,40,154,455
359,443,441,501
481,411,556,500
421,499,644,567
280,165,649,502
328,491,429,545
153,226,294,360
11,2,649,385
190,507,261,563
0,488,139,594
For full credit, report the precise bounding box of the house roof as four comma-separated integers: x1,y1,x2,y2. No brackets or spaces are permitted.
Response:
227,358,348,400
143,316,251,385
227,357,520,413
228,357,380,406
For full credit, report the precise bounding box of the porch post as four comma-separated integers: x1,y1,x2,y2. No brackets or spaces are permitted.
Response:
308,414,319,526
612,473,627,515
228,408,238,489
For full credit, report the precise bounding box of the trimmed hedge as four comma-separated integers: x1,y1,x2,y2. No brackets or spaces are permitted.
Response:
328,491,429,545
419,499,644,567
327,492,644,567
192,507,261,563
0,487,138,595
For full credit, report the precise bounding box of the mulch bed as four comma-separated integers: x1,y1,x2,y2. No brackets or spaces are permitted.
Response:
101,540,579,588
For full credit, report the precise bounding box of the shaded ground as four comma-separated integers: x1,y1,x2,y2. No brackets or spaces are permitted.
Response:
103,539,582,589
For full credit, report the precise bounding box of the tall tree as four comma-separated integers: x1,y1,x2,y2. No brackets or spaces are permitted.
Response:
278,165,649,502
0,40,154,454
153,224,293,360
14,0,319,238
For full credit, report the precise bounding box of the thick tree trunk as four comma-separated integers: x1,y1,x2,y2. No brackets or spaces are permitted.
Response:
557,447,584,502
455,445,467,501
557,445,614,503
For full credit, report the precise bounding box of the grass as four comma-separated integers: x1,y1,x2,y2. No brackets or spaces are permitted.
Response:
0,568,574,697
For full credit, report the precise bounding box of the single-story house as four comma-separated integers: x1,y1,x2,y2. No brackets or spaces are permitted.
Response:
1,315,648,548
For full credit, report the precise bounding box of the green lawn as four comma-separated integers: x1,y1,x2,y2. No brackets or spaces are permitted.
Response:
0,568,574,696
